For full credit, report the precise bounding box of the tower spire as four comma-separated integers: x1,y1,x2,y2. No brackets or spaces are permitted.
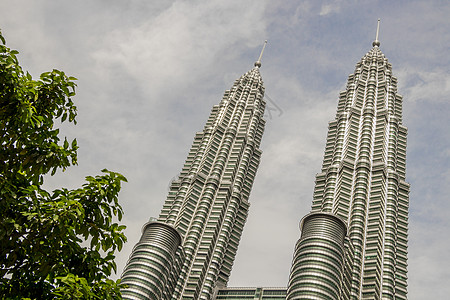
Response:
373,18,381,47
254,40,267,67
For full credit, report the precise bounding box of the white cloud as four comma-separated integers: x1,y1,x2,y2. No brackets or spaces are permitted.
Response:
397,68,450,103
319,3,340,16
1,0,450,297
91,0,267,97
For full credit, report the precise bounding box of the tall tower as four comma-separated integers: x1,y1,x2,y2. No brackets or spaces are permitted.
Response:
287,21,410,299
121,42,268,300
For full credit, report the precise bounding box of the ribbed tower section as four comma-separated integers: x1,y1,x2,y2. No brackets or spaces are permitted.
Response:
121,222,184,299
122,53,267,300
288,213,347,299
288,38,409,299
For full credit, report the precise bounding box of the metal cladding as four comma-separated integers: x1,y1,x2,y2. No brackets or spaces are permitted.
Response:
121,35,412,300
289,41,410,299
162,66,265,299
287,213,347,299
122,61,266,299
121,222,183,300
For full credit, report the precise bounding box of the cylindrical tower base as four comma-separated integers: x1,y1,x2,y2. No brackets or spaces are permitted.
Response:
121,221,182,300
287,212,347,300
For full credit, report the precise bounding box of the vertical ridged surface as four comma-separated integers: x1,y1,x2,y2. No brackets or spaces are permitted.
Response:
287,213,347,300
121,222,182,300
299,45,410,299
123,65,266,300
164,66,265,299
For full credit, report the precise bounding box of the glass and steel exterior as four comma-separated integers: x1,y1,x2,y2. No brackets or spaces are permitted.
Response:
288,38,410,299
121,56,267,299
122,32,411,300
287,213,347,299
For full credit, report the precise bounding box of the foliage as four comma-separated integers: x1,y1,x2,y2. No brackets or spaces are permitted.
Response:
0,31,127,299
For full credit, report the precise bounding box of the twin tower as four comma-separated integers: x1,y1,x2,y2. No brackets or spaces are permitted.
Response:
121,24,410,300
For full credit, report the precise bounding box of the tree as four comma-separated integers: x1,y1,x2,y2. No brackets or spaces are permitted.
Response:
0,30,127,299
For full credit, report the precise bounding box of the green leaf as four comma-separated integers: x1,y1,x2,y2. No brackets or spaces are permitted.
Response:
0,31,126,299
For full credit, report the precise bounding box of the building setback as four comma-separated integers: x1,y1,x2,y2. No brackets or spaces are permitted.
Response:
121,43,268,300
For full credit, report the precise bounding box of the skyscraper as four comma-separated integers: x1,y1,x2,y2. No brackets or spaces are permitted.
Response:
121,42,268,300
287,21,410,299
122,21,410,300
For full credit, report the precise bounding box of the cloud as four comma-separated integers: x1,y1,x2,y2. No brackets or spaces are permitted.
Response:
319,2,342,16
91,1,267,94
398,68,450,103
1,1,450,298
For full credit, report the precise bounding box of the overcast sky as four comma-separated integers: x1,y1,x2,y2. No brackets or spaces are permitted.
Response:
1,1,449,298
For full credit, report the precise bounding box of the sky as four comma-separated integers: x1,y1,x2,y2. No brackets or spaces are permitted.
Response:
1,0,449,298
